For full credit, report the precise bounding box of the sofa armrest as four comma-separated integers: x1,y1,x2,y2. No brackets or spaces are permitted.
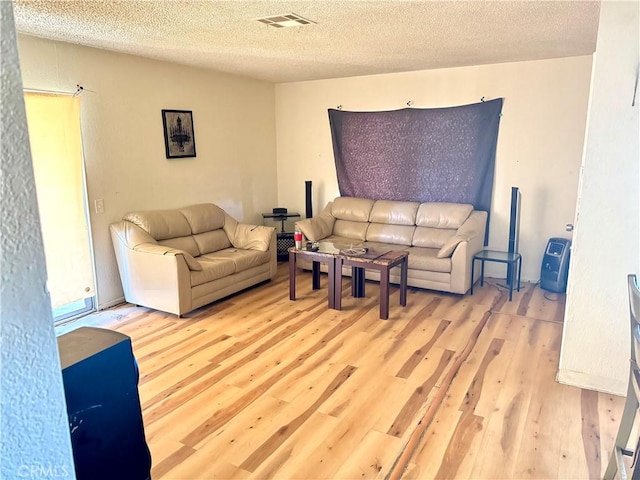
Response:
267,229,277,278
456,210,488,240
295,203,336,241
234,224,275,251
110,220,157,248
110,227,192,315
448,211,488,293
436,210,488,258
221,213,275,252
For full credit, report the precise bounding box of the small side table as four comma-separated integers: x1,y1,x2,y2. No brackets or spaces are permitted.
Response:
262,212,301,261
470,250,522,301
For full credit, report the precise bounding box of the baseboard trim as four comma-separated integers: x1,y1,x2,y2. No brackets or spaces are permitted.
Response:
97,296,126,311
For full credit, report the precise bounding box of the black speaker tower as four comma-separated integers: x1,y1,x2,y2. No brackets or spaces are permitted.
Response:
508,187,520,254
58,327,152,480
305,180,313,218
507,187,520,284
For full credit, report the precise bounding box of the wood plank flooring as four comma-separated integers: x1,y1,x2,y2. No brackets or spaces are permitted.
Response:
71,264,626,479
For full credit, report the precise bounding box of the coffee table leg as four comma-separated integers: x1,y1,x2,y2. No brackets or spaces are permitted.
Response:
400,258,407,306
334,258,342,310
350,268,356,297
312,261,320,290
353,267,365,298
327,258,336,309
380,268,390,319
289,250,296,300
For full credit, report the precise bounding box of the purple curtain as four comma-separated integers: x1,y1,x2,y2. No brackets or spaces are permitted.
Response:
328,99,503,215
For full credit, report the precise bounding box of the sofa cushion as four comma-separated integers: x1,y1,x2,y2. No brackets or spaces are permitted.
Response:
193,230,232,255
180,203,226,234
321,235,365,250
362,241,409,255
190,257,236,286
157,236,200,257
412,227,457,249
124,209,192,240
333,219,369,241
204,248,271,273
416,203,474,229
331,197,374,222
369,200,420,225
407,247,452,273
366,223,415,246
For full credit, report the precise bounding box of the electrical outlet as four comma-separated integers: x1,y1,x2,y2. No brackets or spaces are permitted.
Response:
94,199,104,214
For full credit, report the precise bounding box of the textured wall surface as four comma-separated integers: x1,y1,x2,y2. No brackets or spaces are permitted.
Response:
0,2,75,478
17,35,277,310
275,55,592,282
559,0,640,395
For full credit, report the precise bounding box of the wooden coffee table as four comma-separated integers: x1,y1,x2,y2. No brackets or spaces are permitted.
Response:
289,245,408,320
335,250,408,320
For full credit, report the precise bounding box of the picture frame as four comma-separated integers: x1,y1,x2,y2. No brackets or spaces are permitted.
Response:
161,109,196,158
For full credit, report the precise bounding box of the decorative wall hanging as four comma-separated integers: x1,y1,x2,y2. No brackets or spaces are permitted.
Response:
328,99,503,211
162,109,196,158
328,98,503,243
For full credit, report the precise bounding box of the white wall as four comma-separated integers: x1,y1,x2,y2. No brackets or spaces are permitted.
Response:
275,56,593,282
559,0,640,395
0,2,75,478
17,35,278,310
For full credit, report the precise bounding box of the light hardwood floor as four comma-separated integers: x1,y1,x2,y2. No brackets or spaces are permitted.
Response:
76,264,626,479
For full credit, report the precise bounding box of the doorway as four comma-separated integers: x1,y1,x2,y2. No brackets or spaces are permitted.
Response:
24,92,96,323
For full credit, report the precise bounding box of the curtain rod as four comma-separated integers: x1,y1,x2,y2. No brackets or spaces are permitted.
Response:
335,97,495,110
23,84,86,97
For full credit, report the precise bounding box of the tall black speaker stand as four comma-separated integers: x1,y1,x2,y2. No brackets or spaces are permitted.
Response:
305,180,313,218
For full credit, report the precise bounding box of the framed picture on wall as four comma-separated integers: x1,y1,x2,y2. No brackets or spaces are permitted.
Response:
161,109,196,158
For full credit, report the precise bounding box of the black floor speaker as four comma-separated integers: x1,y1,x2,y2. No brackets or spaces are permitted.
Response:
506,186,521,285
58,327,152,480
305,180,313,218
540,237,571,293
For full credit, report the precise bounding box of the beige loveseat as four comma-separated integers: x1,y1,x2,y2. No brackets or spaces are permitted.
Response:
295,197,487,294
110,203,277,316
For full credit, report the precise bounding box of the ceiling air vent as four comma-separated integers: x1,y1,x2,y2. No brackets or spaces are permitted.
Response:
255,13,316,28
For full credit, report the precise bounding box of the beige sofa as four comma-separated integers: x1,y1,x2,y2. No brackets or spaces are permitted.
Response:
110,203,277,316
295,197,487,294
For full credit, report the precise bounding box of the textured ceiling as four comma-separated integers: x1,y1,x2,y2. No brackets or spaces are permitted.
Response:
12,0,601,83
